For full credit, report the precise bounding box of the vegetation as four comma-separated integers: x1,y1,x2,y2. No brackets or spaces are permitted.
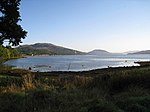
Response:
1,65,150,112
0,0,27,46
0,45,21,63
17,46,53,56
17,43,85,56
1,1,150,112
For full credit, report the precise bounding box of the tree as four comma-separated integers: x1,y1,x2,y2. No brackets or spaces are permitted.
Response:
0,0,27,46
0,45,9,58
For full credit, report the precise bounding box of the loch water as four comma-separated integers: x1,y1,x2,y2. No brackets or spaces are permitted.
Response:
3,54,150,72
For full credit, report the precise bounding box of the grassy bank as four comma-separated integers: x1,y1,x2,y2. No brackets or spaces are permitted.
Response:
1,65,150,112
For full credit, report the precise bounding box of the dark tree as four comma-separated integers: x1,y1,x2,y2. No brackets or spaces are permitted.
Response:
0,0,27,46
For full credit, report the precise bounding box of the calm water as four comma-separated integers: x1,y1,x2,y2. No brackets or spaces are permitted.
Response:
3,54,150,72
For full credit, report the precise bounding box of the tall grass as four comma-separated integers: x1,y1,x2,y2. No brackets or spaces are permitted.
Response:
1,66,150,112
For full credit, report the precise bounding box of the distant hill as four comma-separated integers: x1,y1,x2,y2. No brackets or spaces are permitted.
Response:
17,43,85,55
123,50,140,54
129,50,150,54
88,49,110,55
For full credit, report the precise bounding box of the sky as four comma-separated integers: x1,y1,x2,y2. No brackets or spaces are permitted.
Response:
19,0,150,53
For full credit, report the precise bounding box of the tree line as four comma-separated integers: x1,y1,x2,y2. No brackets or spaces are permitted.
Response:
0,45,20,62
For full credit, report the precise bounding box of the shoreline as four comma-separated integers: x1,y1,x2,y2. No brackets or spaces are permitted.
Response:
2,61,141,73
134,61,150,66
26,63,150,77
27,61,150,77
1,59,150,77
3,54,150,73
0,56,25,64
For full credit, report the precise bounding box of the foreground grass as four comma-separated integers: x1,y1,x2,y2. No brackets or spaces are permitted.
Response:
1,65,150,112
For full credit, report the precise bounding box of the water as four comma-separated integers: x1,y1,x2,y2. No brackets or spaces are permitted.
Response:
3,54,150,72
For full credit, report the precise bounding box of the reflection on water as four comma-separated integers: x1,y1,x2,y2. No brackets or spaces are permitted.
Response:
3,54,150,72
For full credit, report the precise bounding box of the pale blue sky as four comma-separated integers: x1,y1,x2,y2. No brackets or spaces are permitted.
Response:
20,0,150,52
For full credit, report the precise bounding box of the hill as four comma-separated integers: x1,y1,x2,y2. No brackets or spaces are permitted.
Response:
129,50,150,54
17,43,85,55
88,49,110,55
123,50,140,54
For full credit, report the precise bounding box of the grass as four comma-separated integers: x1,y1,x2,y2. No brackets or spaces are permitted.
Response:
1,65,150,112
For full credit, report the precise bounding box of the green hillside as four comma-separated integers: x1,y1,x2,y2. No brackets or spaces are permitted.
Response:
17,43,85,55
